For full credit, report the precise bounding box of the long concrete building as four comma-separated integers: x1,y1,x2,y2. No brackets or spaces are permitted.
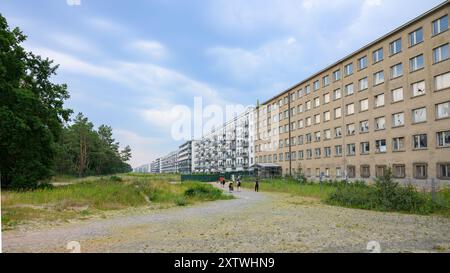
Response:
255,1,450,185
195,107,256,173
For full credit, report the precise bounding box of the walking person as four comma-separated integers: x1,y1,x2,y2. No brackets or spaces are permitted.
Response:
228,181,234,193
255,176,259,192
237,175,242,192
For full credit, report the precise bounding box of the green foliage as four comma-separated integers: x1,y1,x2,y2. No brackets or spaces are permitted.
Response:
184,183,225,200
0,14,72,190
109,175,123,182
326,169,439,215
54,113,133,178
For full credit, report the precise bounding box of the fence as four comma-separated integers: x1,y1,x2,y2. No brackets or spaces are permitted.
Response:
181,171,251,182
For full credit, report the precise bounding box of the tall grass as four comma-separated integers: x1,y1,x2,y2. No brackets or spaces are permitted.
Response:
1,174,230,229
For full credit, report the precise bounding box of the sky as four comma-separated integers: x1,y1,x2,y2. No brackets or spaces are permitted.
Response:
0,0,445,167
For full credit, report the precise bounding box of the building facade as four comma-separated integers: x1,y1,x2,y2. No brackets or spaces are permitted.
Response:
255,2,450,185
150,158,161,174
177,140,198,174
160,151,178,173
194,107,255,173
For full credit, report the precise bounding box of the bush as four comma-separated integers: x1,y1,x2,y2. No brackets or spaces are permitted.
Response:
175,197,187,206
327,169,437,214
184,184,223,200
109,175,123,182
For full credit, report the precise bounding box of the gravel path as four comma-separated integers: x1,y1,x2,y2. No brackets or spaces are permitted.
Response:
3,184,450,253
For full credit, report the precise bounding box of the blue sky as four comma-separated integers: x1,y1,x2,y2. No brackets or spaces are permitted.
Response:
0,0,445,167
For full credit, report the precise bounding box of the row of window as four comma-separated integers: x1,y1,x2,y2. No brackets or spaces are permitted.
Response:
257,131,450,159
269,101,450,139
266,14,449,113
269,72,450,127
287,163,450,180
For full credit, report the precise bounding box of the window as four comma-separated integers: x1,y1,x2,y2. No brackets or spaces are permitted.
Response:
347,143,356,156
333,88,342,100
335,145,342,156
392,87,404,103
314,80,320,91
324,129,332,140
360,99,369,112
306,100,312,110
433,44,449,63
411,80,426,97
389,38,402,55
437,163,450,179
347,123,355,136
410,54,424,72
391,63,403,79
360,120,369,133
437,131,450,147
336,167,342,177
409,28,423,46
345,83,354,96
392,112,405,127
376,165,387,177
323,75,330,86
393,137,405,151
323,93,330,104
361,142,370,154
315,148,321,158
298,150,304,160
298,119,304,128
374,93,385,108
306,133,312,143
313,97,320,108
335,107,342,119
375,117,386,130
374,71,384,85
346,103,355,115
413,134,427,149
324,111,331,122
436,101,450,119
393,165,406,178
306,117,312,126
414,163,427,179
315,168,321,177
333,70,341,81
432,15,448,36
373,48,383,63
298,135,304,145
305,85,311,94
315,131,321,142
347,165,356,178
345,63,353,76
298,104,304,113
360,165,371,178
306,149,312,159
314,114,321,124
359,77,368,91
435,72,450,90
335,127,342,138
412,107,427,123
358,56,368,70
375,139,387,153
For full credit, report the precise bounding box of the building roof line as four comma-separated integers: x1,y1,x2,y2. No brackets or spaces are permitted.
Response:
262,0,449,105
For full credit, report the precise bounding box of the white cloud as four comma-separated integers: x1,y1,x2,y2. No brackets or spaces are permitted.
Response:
86,17,127,33
49,33,100,55
207,37,303,84
130,40,168,59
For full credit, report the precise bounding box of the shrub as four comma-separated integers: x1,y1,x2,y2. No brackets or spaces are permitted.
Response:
326,168,437,215
109,175,123,182
184,184,223,200
174,197,187,206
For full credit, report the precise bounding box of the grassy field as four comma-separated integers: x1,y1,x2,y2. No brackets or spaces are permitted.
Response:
241,177,450,217
1,174,232,230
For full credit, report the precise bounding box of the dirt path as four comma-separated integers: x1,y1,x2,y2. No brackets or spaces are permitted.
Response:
3,184,450,253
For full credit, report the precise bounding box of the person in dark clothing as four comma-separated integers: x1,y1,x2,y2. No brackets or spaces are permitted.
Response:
255,176,259,192
236,176,242,192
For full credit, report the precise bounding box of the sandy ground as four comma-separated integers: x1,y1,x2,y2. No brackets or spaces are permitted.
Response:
2,184,450,253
